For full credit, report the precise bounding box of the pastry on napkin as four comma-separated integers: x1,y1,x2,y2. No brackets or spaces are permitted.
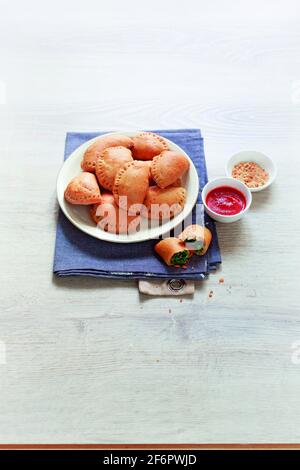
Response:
53,129,221,290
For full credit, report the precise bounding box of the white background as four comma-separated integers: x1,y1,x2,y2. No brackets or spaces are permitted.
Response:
0,0,300,443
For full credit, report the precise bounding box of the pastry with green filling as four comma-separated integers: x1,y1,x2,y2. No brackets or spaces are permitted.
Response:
155,238,190,267
179,224,212,256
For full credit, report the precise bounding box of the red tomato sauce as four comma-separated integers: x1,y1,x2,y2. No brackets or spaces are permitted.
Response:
206,186,246,216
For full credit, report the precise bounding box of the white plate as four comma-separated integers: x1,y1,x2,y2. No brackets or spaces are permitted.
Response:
226,150,277,192
57,131,200,243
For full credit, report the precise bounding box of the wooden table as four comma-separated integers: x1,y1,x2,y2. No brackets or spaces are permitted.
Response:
0,0,300,444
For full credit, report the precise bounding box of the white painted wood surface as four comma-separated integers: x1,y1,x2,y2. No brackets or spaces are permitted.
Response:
0,0,300,443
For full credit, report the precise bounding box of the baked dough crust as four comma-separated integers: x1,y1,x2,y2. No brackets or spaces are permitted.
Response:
81,134,134,173
95,146,133,191
64,172,102,205
113,161,150,211
132,132,169,161
154,238,188,266
151,150,190,189
143,185,186,220
179,224,212,255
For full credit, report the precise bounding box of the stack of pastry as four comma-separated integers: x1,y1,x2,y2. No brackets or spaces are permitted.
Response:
64,132,190,234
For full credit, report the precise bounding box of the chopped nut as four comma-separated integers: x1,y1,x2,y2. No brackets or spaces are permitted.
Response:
232,161,269,188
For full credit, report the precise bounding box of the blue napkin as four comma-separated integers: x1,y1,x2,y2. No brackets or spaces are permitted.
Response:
53,129,221,280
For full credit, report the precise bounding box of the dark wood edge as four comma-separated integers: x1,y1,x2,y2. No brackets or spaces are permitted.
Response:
0,444,300,450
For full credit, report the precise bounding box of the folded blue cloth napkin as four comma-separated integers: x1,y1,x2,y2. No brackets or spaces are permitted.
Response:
53,129,221,280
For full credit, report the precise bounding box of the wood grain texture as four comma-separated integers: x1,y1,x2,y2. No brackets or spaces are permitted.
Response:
0,0,300,443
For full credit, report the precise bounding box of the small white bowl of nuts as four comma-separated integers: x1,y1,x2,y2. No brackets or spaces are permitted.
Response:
226,150,277,192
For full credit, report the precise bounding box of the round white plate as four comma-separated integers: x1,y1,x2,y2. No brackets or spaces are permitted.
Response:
57,131,200,243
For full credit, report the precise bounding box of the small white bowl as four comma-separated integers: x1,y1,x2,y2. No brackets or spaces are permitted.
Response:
226,150,277,192
202,177,252,223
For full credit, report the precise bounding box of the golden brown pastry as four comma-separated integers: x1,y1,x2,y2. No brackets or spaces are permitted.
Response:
179,224,212,255
151,150,190,188
64,172,102,205
90,192,140,234
171,178,182,187
143,185,186,220
81,134,134,173
113,161,149,212
132,132,169,161
95,146,133,191
140,160,152,172
155,238,190,266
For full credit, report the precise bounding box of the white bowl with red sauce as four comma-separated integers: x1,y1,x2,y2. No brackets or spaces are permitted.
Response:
202,177,252,223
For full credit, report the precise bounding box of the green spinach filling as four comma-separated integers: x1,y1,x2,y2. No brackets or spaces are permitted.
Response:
170,249,189,266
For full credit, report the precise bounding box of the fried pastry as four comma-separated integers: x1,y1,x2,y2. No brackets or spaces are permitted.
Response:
151,150,190,188
143,185,186,220
113,161,149,212
132,132,169,161
64,172,102,205
95,146,133,191
155,238,190,267
179,224,212,255
90,192,140,234
81,134,134,173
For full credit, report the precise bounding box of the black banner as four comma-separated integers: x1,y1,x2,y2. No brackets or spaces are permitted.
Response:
0,449,299,467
